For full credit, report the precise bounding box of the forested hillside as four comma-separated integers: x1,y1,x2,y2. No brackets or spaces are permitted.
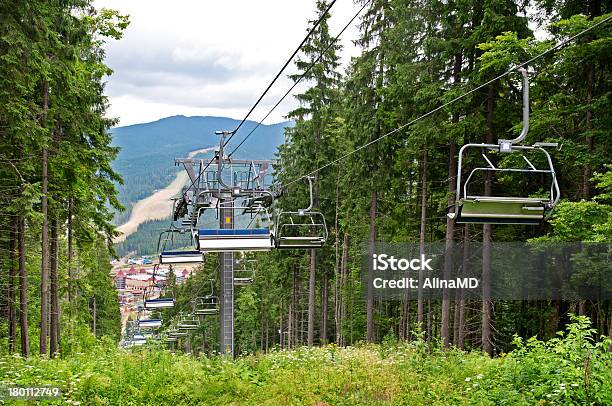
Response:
110,116,289,225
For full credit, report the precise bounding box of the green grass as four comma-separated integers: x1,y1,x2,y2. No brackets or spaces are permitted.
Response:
1,317,610,405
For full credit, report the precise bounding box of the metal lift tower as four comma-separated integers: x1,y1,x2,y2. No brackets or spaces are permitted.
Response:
174,131,274,356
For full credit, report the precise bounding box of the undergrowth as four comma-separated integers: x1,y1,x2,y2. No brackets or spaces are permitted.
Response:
1,316,610,405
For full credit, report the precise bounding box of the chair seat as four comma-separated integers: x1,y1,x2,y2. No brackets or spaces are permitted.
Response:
160,251,203,264
198,229,274,252
455,197,547,225
276,237,325,249
143,298,175,309
198,228,270,237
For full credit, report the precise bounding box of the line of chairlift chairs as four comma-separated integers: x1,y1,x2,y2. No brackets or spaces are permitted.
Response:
123,175,328,347
123,69,560,348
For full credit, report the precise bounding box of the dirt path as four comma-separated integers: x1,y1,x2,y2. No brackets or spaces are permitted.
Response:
114,147,215,243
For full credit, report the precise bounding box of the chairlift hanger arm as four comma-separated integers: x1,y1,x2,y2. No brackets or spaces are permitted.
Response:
499,67,529,147
299,176,314,214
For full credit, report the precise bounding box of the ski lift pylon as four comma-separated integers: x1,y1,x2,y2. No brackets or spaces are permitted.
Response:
448,68,560,224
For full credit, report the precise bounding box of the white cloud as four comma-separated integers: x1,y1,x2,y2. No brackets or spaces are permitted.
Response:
95,0,361,126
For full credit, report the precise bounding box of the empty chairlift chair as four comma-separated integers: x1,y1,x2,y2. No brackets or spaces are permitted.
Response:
137,318,162,329
234,259,255,286
193,295,219,316
132,331,147,344
160,249,202,264
194,296,219,316
143,264,176,310
177,313,200,331
193,280,219,315
163,334,178,344
448,68,560,225
158,227,203,264
197,228,273,251
275,177,328,249
167,326,187,338
143,297,175,309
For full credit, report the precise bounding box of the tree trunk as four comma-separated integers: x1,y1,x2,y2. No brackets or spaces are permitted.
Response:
366,190,377,343
481,85,495,356
320,271,328,345
40,80,50,357
289,269,295,349
50,218,59,357
92,296,97,337
333,173,341,345
18,215,29,357
307,166,321,346
608,306,612,352
338,233,349,346
454,225,469,349
68,198,73,304
418,151,428,333
427,299,432,341
442,51,462,347
582,64,594,199
8,220,17,353
453,293,460,346
442,140,457,347
400,297,410,341
308,249,316,346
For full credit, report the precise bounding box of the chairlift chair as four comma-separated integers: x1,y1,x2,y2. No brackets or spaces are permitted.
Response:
234,259,255,285
196,157,275,252
137,319,162,329
160,250,203,264
234,270,254,285
192,280,219,315
143,297,175,309
193,295,219,316
178,191,217,228
275,177,328,249
143,264,176,309
196,195,275,252
177,313,200,330
167,327,187,338
448,68,560,225
158,227,203,264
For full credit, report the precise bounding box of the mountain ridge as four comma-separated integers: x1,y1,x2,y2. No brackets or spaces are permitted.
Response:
110,115,290,225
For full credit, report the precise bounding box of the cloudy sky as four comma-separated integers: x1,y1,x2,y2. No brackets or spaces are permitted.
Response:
94,0,362,127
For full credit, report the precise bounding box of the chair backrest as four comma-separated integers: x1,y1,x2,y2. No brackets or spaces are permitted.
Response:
450,144,559,225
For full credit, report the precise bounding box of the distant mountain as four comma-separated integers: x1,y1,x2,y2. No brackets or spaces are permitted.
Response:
110,115,290,224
